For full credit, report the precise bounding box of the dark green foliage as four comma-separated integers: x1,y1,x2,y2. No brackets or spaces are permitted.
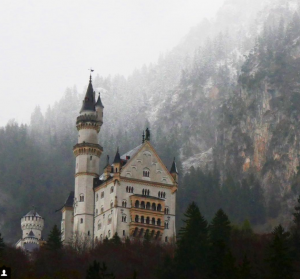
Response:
86,261,115,279
110,233,121,246
143,230,151,245
208,209,237,279
46,224,62,251
238,255,255,279
175,202,209,277
266,225,294,279
0,233,5,259
156,255,176,279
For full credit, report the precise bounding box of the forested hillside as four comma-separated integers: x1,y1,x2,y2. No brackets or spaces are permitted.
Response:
2,0,300,242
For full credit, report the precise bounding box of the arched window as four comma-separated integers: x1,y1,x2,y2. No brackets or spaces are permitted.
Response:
122,215,127,222
80,218,83,224
96,194,98,201
126,186,129,192
143,168,150,177
147,190,150,196
141,201,145,209
131,187,134,193
110,186,114,193
142,189,145,195
158,191,161,198
101,207,104,213
135,200,139,208
141,216,145,223
98,221,101,230
163,192,166,198
152,203,156,211
146,217,150,224
152,217,155,225
146,202,151,210
135,215,139,222
79,194,84,202
157,219,161,226
157,204,162,211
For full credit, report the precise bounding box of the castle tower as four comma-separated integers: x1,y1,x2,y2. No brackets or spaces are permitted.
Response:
16,208,45,251
73,75,103,239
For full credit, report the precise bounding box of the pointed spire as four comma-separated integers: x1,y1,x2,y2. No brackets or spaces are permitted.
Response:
142,130,145,143
113,147,121,164
95,92,104,108
170,157,178,174
80,75,96,113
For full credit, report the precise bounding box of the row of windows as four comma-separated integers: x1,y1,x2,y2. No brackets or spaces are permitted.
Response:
97,215,127,230
143,170,150,177
134,215,162,226
142,189,150,196
158,191,166,199
126,186,134,193
134,200,162,211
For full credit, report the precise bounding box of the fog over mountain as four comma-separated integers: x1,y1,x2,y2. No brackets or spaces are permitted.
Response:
1,0,300,244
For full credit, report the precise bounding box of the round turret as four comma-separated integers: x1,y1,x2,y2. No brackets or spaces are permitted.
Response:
21,209,44,240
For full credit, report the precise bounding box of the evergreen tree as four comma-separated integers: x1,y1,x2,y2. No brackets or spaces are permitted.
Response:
46,224,62,251
208,209,237,279
266,225,293,279
143,230,151,245
86,261,115,279
110,232,121,246
175,202,209,278
238,255,254,279
156,255,176,279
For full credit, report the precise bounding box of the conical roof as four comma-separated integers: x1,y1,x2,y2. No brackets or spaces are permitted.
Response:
170,158,178,174
113,147,121,164
95,93,104,108
80,75,96,113
23,209,41,218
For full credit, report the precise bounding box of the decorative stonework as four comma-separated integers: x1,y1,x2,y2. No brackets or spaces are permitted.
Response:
73,143,103,157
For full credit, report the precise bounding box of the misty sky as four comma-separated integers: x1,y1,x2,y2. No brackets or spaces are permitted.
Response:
0,0,224,126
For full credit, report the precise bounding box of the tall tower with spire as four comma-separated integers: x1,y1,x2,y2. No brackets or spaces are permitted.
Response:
73,74,104,239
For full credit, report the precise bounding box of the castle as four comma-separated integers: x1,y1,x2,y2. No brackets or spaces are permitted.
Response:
60,75,178,245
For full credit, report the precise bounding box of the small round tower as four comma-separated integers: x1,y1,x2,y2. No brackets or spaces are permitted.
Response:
21,208,44,240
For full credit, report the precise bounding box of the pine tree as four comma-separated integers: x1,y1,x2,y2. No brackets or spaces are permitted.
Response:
110,233,121,246
175,202,209,277
266,225,293,279
208,209,237,279
46,224,62,251
238,255,254,279
86,261,115,279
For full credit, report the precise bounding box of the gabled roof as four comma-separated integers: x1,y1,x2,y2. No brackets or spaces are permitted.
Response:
80,75,95,113
120,144,142,160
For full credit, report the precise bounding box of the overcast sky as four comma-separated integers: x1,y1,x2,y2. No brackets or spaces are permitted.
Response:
0,0,224,126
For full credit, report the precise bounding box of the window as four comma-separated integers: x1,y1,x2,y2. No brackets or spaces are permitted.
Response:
157,219,161,226
96,209,98,215
135,215,139,222
152,203,156,211
158,191,160,198
79,194,84,202
90,156,92,161
101,192,104,198
146,202,151,210
80,218,83,224
110,201,113,208
165,236,168,243
101,207,104,213
122,215,127,222
123,230,125,236
152,218,155,225
122,201,127,208
141,216,144,223
135,200,139,208
88,231,90,236
126,186,129,192
157,204,162,211
96,194,98,201
98,222,101,230
110,186,114,193
143,169,150,177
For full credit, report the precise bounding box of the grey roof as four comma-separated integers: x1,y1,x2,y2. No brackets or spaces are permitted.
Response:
64,191,74,207
113,148,121,164
95,93,104,108
80,75,96,113
170,158,178,174
23,210,41,218
120,144,142,160
28,230,35,237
